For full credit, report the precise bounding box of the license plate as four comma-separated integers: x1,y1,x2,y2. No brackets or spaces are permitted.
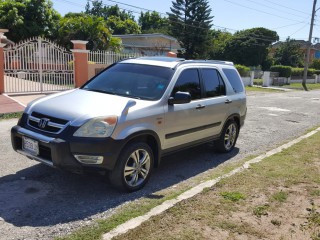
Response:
22,136,39,156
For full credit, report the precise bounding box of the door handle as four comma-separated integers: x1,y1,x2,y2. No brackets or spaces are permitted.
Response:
196,104,205,109
225,99,233,104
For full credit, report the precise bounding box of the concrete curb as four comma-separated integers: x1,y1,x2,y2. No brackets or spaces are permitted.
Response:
103,127,320,240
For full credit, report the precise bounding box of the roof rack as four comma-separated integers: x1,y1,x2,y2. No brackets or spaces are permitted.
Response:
174,59,234,69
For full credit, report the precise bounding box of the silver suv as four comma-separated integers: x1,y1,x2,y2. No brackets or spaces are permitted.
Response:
11,57,246,191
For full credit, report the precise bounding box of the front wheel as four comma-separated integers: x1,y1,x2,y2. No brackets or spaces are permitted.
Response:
214,120,239,153
109,142,153,192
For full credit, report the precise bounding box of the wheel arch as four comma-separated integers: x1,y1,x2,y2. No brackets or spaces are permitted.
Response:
221,114,241,135
122,130,162,168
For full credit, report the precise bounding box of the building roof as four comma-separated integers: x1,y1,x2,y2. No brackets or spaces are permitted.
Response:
113,33,178,42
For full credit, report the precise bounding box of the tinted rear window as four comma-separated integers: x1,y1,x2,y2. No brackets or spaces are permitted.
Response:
222,68,244,93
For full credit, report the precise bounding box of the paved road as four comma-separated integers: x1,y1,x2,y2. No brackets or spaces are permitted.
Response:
0,90,320,240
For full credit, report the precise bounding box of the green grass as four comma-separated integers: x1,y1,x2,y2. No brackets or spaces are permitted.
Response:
220,191,246,202
283,83,320,90
271,191,288,202
253,204,269,217
0,112,23,120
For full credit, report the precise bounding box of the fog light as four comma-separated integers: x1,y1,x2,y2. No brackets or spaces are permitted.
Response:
74,155,104,164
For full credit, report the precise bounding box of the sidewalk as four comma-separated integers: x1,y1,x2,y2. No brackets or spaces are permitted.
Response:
0,94,46,114
0,94,25,114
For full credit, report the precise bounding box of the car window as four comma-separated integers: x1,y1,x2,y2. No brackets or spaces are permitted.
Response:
222,68,244,93
82,63,174,100
172,69,201,100
201,69,226,97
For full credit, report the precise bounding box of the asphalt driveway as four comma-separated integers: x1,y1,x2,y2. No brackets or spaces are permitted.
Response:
0,90,320,240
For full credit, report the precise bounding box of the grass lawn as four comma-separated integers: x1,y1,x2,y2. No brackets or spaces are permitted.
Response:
283,83,320,90
112,130,320,240
0,112,23,120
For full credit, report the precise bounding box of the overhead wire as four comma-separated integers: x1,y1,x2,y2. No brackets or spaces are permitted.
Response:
264,0,311,16
242,0,310,20
222,0,309,24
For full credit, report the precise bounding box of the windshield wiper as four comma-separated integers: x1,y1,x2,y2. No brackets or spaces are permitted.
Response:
84,89,115,95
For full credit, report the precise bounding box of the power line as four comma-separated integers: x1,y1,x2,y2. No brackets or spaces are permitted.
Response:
264,0,310,16
273,22,307,30
242,0,310,20
223,0,309,24
289,23,310,38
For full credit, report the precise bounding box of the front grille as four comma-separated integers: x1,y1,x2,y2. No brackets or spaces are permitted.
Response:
28,111,69,134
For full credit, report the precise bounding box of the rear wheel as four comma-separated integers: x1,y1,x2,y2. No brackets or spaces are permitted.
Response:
214,120,239,153
109,142,153,192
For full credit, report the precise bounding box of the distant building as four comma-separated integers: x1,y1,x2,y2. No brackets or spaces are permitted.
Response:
113,33,182,56
270,40,320,62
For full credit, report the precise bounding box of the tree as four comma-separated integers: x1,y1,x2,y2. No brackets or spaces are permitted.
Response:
273,37,304,67
310,59,320,70
85,1,134,21
224,28,279,67
57,13,121,51
168,0,213,59
208,30,232,60
0,0,60,42
85,0,140,34
106,16,141,35
138,11,169,34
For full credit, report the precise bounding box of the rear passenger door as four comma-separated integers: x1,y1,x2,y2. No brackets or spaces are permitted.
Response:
199,68,230,136
163,67,229,150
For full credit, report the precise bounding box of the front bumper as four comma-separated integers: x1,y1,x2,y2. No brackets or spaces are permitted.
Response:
11,126,125,172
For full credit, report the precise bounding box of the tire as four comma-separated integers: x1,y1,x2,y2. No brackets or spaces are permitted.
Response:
214,120,239,153
109,142,153,192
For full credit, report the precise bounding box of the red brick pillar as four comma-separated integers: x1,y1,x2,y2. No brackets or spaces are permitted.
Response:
0,29,8,94
71,40,89,88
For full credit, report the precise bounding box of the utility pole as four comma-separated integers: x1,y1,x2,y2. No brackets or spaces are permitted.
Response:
302,0,317,91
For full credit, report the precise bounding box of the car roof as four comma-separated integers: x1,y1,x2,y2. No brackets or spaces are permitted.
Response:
120,57,234,69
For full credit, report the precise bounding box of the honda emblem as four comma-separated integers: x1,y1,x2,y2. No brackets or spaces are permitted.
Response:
38,118,50,129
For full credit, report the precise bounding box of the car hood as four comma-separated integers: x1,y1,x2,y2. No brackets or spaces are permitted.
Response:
25,89,153,126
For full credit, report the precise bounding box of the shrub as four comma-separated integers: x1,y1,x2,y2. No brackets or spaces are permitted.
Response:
270,65,292,78
310,59,320,70
314,70,320,75
292,68,317,77
235,64,250,77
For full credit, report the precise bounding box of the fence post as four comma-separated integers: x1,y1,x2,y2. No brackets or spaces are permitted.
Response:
71,40,89,88
250,71,254,86
262,71,271,87
0,29,8,94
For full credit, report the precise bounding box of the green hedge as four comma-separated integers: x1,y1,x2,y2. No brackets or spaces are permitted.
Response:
270,65,292,78
291,67,317,77
235,64,250,77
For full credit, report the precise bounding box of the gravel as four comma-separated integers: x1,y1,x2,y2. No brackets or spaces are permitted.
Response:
0,90,320,240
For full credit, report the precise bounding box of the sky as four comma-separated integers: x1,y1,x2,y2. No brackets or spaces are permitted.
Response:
51,0,318,42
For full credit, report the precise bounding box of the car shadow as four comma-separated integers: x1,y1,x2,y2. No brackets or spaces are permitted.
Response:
0,143,239,227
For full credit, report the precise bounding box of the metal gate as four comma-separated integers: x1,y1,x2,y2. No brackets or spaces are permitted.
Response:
4,37,74,93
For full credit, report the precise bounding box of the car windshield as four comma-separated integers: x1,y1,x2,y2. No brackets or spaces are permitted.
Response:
82,63,174,100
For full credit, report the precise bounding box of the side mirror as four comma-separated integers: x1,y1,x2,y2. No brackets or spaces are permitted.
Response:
168,91,191,105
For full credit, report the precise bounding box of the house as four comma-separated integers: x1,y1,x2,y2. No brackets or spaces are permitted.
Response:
113,33,182,56
270,40,320,62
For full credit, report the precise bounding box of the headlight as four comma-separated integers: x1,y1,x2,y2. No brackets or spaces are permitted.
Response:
73,116,117,138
